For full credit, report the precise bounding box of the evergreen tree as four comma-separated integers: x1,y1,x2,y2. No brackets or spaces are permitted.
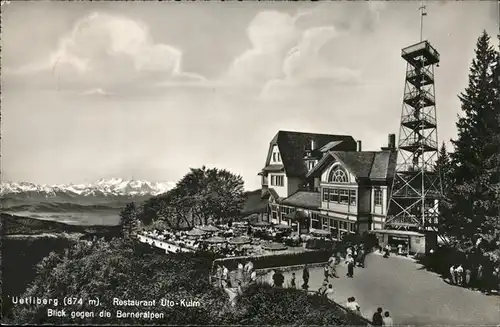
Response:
435,142,452,194
448,31,500,262
119,202,138,240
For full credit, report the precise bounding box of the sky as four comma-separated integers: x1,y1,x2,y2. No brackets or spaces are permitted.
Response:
1,1,498,190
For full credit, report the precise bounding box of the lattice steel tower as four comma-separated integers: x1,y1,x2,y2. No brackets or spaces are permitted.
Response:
385,2,443,232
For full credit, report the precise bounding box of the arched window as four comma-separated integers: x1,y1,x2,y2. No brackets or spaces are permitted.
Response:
328,165,349,183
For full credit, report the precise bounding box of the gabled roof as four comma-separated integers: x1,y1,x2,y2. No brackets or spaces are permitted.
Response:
307,150,397,181
263,131,357,177
281,191,321,209
262,164,285,173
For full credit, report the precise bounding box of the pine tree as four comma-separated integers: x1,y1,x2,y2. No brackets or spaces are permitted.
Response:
448,31,500,262
119,202,138,240
435,142,452,194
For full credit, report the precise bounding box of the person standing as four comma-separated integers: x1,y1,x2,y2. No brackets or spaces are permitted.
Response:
302,264,310,290
382,311,393,326
290,272,297,289
346,255,355,278
449,265,456,285
476,264,484,291
465,267,472,287
383,244,390,258
345,297,360,313
372,307,384,326
215,264,223,287
250,270,257,285
273,270,284,288
325,284,334,298
456,264,464,286
222,265,229,286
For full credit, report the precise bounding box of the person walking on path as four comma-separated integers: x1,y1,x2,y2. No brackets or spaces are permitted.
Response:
449,265,456,285
302,264,310,290
346,255,355,278
383,244,390,258
324,265,330,280
372,307,384,326
382,311,394,326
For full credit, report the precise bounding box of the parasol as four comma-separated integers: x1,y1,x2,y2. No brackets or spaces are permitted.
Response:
204,236,227,244
229,236,252,245
311,229,331,236
262,242,287,251
251,221,271,227
186,228,207,237
274,224,292,230
198,225,220,232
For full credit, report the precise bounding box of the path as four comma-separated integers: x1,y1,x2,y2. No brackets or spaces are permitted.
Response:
280,253,500,325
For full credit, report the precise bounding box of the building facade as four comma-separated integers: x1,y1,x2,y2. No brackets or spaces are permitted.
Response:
259,130,397,240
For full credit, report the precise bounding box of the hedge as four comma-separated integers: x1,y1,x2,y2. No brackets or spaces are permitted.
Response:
306,238,338,251
213,250,331,271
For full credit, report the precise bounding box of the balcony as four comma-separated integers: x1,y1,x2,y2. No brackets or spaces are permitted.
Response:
406,67,434,87
403,90,435,108
399,136,437,153
401,41,440,67
401,112,437,129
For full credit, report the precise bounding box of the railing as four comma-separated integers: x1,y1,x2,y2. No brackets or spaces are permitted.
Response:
406,66,434,81
401,41,440,62
403,90,435,105
401,113,436,127
399,136,437,150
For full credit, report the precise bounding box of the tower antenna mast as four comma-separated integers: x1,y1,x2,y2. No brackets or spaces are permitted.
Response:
419,0,427,42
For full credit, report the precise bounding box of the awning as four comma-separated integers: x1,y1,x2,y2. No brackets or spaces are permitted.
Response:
186,228,207,237
198,225,220,232
311,229,331,236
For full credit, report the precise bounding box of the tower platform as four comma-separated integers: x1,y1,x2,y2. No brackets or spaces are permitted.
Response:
401,41,440,67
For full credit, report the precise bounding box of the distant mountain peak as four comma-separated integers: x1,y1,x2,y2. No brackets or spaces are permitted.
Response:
0,178,175,198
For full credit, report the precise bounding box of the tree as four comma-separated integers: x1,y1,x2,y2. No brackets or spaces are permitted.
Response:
119,202,138,240
141,167,245,229
175,166,245,225
447,31,500,263
435,142,452,194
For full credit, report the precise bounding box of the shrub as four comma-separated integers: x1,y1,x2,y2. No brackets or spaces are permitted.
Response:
306,238,338,251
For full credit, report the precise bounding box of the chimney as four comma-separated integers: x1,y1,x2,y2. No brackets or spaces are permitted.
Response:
388,134,396,150
310,139,316,151
356,140,362,152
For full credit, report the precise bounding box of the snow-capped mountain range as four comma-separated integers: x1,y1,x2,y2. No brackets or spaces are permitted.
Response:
0,178,176,198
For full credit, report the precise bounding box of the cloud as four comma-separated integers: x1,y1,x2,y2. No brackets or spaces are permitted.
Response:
6,12,205,94
227,4,381,97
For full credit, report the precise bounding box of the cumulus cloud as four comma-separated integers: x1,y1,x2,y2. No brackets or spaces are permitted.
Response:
227,5,380,98
7,12,205,94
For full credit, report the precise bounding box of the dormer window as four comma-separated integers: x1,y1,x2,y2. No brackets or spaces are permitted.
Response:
271,146,281,163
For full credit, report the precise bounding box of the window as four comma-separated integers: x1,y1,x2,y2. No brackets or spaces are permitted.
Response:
270,175,284,187
308,161,315,170
374,189,383,206
322,188,330,201
273,153,277,162
311,219,320,229
339,190,349,204
329,189,339,202
328,165,349,183
277,153,281,162
349,190,357,205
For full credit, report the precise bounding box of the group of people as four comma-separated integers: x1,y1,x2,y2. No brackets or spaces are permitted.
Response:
215,260,257,289
449,263,500,293
372,307,394,326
